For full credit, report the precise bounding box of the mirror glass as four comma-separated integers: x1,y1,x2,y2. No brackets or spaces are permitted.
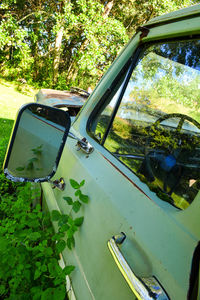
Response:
4,103,71,182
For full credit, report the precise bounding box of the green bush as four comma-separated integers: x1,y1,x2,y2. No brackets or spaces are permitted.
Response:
0,184,72,300
0,118,89,299
0,119,71,300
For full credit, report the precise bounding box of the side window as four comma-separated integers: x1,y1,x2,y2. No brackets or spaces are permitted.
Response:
91,39,200,210
93,88,121,142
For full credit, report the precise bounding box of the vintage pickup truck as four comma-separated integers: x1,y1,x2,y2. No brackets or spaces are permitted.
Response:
3,4,200,300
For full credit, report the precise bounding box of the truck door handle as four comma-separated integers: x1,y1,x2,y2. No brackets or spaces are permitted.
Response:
108,233,169,300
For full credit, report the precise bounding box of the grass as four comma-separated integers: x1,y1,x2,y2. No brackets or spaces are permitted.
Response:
0,79,37,170
0,78,37,121
0,79,37,163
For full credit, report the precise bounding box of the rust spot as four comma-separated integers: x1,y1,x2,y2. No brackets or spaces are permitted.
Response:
136,26,150,40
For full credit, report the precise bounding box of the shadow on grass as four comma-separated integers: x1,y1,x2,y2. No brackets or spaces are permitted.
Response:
0,118,14,168
0,118,24,195
0,118,14,139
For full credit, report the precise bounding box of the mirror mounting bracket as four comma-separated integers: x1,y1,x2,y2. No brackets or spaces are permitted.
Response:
69,132,94,154
50,177,66,191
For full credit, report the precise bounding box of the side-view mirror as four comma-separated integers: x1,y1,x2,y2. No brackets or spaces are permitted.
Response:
3,103,71,182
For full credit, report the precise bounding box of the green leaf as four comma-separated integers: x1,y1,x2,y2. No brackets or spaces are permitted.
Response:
41,264,47,272
75,189,81,197
41,288,53,300
63,196,73,205
24,269,31,281
62,215,69,223
51,210,61,221
79,180,85,187
56,239,66,253
69,179,80,189
59,223,70,233
28,157,38,163
34,269,41,280
53,277,64,286
28,219,40,228
35,262,41,268
16,166,25,171
34,204,41,212
74,217,84,227
66,227,74,239
58,214,69,226
67,236,75,250
42,240,47,247
63,265,75,275
79,193,89,203
44,247,53,256
41,286,65,300
27,161,34,170
31,286,42,300
32,145,43,155
0,237,9,252
48,261,60,277
29,232,41,241
72,201,81,213
28,213,38,219
52,233,64,241
0,284,6,296
67,217,74,226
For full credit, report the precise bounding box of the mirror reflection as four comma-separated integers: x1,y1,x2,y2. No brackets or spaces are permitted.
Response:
4,103,70,181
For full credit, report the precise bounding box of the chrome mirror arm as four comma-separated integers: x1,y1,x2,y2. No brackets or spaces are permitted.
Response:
69,132,94,154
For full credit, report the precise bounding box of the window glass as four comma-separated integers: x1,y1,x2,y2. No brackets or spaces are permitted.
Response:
94,88,120,142
93,72,128,142
92,40,200,210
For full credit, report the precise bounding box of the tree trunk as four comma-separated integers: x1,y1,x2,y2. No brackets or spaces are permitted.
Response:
32,25,39,81
103,0,114,18
53,25,64,85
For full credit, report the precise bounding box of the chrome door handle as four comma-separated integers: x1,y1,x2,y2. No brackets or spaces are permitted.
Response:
108,233,169,300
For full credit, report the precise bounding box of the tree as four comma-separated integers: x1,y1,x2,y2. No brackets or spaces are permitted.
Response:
0,0,197,89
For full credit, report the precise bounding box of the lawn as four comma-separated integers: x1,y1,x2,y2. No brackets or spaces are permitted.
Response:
0,79,37,173
0,78,35,115
0,79,37,171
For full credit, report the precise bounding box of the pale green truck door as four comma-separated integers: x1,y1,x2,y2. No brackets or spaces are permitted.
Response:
42,127,199,299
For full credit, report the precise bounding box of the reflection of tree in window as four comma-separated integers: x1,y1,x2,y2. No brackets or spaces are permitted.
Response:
96,39,200,210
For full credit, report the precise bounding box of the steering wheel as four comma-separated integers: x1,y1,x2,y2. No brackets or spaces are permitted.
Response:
143,113,200,195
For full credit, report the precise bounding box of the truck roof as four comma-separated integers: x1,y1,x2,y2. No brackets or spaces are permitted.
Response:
147,4,200,26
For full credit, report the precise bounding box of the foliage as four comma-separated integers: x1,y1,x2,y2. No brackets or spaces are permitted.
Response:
0,0,196,90
0,130,65,299
52,179,89,250
0,176,88,299
0,185,72,300
0,118,89,299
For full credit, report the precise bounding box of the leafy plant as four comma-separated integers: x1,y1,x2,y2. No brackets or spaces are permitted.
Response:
0,177,90,300
0,184,74,299
51,179,89,250
0,118,89,299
